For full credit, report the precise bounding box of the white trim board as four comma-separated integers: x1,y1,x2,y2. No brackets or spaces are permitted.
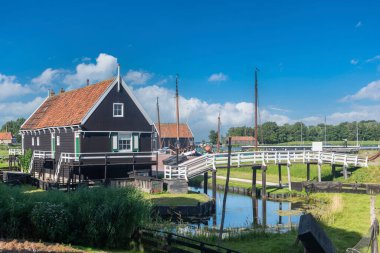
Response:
81,78,153,126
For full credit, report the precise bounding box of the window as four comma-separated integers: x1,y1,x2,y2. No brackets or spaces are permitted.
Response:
32,137,35,146
113,103,124,117
37,137,40,146
118,133,131,152
57,136,60,146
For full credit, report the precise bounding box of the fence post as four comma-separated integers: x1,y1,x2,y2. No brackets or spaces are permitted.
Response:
287,164,291,191
237,153,240,167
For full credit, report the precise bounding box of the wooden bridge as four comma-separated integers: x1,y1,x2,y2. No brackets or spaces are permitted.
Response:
164,151,368,190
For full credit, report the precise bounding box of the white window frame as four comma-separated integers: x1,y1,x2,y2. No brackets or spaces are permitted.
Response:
57,135,60,146
118,133,132,152
37,137,40,146
113,103,124,117
32,137,35,146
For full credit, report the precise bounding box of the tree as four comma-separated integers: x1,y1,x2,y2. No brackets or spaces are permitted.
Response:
208,130,218,144
1,118,26,143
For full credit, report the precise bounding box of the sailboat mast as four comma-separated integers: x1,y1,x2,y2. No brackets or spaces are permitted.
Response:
156,97,162,149
217,113,221,153
175,74,180,163
254,68,259,151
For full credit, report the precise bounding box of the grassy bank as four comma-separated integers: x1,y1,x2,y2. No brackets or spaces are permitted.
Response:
198,193,379,253
216,163,334,183
145,192,210,206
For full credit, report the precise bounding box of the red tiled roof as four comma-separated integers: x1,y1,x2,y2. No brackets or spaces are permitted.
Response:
22,79,114,130
157,123,193,138
229,136,256,141
0,132,12,140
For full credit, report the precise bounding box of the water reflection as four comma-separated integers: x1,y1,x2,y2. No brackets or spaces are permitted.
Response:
189,187,301,230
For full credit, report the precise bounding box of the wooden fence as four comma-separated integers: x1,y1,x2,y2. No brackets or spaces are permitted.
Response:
133,227,240,253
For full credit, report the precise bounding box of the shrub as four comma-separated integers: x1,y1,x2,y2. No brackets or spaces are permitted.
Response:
0,184,152,249
18,149,33,172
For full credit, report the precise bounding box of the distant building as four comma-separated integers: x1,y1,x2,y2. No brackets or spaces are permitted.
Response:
228,136,256,146
0,132,13,144
156,123,194,150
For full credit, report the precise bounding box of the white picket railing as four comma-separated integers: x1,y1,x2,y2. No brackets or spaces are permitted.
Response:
8,149,23,156
164,151,368,180
28,150,55,173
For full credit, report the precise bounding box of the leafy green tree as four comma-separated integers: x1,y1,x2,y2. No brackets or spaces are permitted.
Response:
1,118,26,143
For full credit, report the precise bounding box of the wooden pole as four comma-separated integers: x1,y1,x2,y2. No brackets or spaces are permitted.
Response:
217,113,221,153
307,163,310,181
287,164,291,191
157,97,162,149
212,170,217,204
331,164,336,180
218,137,232,245
278,164,282,188
318,163,322,182
262,198,267,228
254,68,259,151
262,165,267,199
252,166,257,197
203,172,208,194
175,74,180,165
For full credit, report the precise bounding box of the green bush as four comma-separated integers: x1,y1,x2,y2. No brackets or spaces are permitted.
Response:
19,149,32,172
0,184,152,249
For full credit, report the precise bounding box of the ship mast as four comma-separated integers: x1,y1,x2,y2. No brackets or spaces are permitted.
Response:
254,68,259,151
156,97,162,149
176,74,180,164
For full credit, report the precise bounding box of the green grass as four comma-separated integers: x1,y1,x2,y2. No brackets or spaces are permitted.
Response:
217,163,334,183
145,192,210,206
268,140,380,146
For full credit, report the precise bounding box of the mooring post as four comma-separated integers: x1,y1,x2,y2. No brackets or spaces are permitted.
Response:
343,165,348,180
317,163,322,182
203,172,208,194
278,164,282,188
331,164,336,180
306,163,310,181
252,166,257,198
212,170,217,204
287,164,291,191
262,165,267,199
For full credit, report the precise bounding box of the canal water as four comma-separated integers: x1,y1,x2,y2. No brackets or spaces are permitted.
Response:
189,187,302,230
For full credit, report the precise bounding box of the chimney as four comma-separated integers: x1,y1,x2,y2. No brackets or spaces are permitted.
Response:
60,88,65,94
49,89,55,97
86,79,90,86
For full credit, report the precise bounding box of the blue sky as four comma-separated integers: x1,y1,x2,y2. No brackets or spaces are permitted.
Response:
1,0,380,140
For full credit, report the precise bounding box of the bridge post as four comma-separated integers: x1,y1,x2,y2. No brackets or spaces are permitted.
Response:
287,164,291,191
306,163,310,181
252,166,257,198
331,164,336,179
343,165,348,179
203,172,208,194
317,163,322,182
212,171,216,205
278,164,282,188
262,165,267,199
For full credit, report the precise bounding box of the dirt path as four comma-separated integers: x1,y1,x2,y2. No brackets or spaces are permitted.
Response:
0,239,85,253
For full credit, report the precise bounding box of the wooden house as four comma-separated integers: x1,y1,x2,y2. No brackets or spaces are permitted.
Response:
228,136,256,146
156,123,194,150
20,71,158,186
0,132,13,145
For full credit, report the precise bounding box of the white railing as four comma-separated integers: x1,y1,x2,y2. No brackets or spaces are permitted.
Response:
28,150,54,174
54,152,158,182
164,151,368,180
8,149,23,156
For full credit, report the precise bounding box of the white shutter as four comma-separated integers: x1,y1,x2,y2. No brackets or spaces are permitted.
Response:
112,135,118,151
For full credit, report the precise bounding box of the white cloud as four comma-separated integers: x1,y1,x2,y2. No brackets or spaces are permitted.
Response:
341,80,380,101
63,53,118,89
208,72,228,82
366,55,380,63
124,69,152,85
0,73,32,101
350,59,359,65
132,85,291,139
31,68,62,89
355,21,362,28
0,97,45,126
